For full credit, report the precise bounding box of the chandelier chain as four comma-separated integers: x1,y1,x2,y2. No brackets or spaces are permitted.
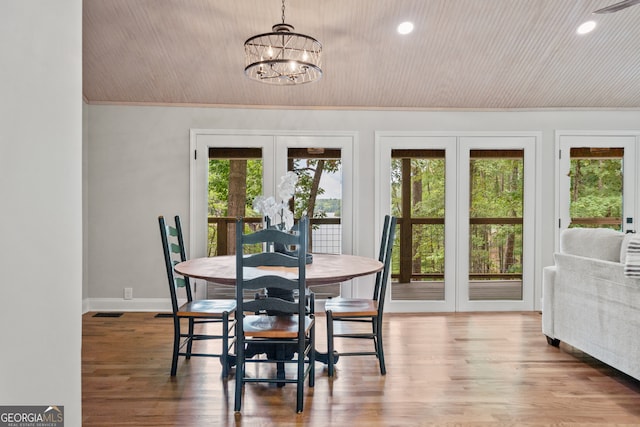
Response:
281,0,286,24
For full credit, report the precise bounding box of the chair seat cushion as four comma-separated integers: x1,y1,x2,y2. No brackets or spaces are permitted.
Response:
325,297,378,316
243,315,314,338
177,299,237,317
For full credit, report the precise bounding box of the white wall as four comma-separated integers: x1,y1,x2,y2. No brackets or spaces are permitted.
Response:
86,105,640,312
0,1,82,425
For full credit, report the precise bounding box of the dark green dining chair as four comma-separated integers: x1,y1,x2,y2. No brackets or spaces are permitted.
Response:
325,215,397,377
234,216,315,413
158,215,236,377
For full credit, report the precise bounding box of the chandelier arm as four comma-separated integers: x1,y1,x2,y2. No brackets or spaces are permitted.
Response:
260,64,309,81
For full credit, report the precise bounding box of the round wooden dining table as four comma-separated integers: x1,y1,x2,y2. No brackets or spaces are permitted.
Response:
174,253,383,286
175,253,383,367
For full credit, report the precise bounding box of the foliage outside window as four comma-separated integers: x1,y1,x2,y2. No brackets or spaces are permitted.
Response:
288,150,341,221
469,152,523,278
209,158,263,219
208,157,263,256
207,148,342,257
391,151,446,284
391,149,524,286
568,148,623,230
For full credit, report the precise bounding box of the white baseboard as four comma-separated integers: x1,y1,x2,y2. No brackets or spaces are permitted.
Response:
84,298,172,313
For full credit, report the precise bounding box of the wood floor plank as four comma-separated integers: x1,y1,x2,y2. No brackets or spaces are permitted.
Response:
82,312,640,426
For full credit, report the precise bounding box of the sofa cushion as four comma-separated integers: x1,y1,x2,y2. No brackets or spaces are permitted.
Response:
560,228,624,262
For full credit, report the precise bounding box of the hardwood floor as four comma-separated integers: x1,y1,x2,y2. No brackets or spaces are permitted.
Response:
82,311,640,426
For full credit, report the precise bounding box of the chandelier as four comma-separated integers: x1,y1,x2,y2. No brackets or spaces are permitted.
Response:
244,0,322,85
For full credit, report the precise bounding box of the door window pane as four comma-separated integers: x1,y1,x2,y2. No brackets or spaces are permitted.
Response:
289,148,342,298
207,148,263,299
469,149,523,301
569,147,623,230
391,150,446,301
208,148,263,256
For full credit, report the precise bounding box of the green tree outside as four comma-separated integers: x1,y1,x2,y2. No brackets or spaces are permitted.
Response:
569,158,622,228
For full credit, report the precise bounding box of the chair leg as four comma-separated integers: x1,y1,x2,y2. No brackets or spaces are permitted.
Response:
309,324,315,388
171,316,180,376
375,316,386,375
186,318,195,359
296,355,304,413
221,313,229,378
326,311,335,377
234,338,244,412
276,345,286,388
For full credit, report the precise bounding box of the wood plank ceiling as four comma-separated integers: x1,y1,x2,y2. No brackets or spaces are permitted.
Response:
83,0,640,109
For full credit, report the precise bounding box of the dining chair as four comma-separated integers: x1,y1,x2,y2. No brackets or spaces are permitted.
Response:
325,215,397,377
158,215,236,377
234,216,315,413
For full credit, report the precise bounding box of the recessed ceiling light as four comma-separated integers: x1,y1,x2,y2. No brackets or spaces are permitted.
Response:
397,21,414,35
577,20,597,35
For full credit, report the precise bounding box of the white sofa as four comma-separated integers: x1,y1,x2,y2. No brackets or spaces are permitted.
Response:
542,228,640,380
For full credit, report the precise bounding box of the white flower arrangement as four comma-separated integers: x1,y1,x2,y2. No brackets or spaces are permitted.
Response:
253,171,299,231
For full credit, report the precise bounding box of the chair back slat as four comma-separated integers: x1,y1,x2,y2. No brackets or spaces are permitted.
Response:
242,227,300,246
167,225,179,237
158,215,194,314
243,251,299,268
241,275,300,291
174,277,187,288
242,298,299,314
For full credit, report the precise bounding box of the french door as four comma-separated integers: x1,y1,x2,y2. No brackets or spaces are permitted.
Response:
556,133,637,245
376,132,537,312
458,136,536,312
189,130,355,300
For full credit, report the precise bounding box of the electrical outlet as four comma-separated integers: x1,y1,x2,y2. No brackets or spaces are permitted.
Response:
124,287,133,300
